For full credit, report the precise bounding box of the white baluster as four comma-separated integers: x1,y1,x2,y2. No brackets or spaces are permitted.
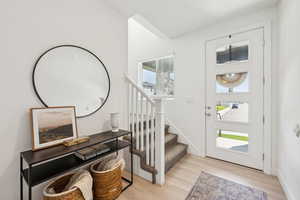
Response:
128,84,131,131
145,102,150,165
131,85,135,137
136,89,140,150
140,96,144,151
150,106,155,167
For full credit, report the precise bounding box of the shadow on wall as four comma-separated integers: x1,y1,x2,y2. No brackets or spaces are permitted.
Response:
102,119,112,131
0,111,33,199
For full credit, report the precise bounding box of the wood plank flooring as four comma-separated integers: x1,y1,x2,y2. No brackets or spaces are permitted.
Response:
119,154,287,200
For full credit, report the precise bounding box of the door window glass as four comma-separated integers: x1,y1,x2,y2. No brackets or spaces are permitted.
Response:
216,41,249,64
216,72,249,93
216,101,248,123
216,129,249,153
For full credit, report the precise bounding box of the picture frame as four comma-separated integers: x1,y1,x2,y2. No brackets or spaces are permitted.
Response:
30,106,78,151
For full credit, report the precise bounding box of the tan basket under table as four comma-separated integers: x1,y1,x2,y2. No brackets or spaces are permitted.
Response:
43,173,85,200
90,162,122,200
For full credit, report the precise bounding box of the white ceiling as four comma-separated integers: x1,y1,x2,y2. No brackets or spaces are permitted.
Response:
104,0,278,38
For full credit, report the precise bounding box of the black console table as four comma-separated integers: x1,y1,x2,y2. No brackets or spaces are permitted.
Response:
20,130,133,200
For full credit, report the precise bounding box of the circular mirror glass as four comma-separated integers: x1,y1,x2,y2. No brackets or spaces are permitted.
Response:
33,45,110,117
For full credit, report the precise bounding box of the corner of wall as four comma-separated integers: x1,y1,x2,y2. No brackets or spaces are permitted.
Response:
277,168,297,200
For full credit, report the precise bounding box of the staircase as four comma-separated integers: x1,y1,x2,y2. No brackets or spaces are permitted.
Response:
165,125,188,173
124,123,188,183
125,75,188,184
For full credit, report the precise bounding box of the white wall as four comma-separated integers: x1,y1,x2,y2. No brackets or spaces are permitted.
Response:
128,7,278,172
128,18,174,81
277,0,300,199
0,0,128,199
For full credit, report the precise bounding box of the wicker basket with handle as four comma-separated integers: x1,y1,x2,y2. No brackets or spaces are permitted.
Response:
43,173,85,200
90,161,122,200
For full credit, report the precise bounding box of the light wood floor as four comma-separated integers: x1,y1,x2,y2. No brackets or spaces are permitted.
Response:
119,154,286,200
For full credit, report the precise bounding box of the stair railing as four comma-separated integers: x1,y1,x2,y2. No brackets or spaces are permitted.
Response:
125,75,165,185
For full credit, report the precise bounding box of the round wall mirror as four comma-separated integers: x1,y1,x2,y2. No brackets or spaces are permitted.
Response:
33,45,110,118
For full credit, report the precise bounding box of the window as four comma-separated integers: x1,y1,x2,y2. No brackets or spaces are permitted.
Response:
140,56,174,96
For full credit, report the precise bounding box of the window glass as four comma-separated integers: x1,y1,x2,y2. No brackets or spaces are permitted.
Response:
141,57,174,96
142,61,156,95
157,57,174,95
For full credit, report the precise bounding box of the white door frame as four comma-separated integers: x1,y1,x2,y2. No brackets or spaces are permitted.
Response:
203,21,272,174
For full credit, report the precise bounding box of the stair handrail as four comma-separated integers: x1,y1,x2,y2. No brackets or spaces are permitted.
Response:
125,74,165,185
125,75,155,105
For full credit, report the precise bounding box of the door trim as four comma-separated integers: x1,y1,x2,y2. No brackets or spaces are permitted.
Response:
203,21,272,174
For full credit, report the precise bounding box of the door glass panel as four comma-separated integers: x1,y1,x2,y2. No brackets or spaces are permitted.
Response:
216,72,249,93
216,129,249,152
216,101,248,123
216,41,249,64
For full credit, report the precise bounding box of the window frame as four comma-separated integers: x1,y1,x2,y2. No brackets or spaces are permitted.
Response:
138,55,175,97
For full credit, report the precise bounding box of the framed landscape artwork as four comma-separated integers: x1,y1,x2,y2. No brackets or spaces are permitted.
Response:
31,106,78,150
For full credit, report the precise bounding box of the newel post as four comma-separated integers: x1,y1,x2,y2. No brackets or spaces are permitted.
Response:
154,97,165,185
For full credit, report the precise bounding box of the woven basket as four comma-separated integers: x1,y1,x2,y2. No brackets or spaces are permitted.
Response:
43,173,85,200
90,162,122,200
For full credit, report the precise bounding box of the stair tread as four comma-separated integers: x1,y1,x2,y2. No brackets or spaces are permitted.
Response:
124,126,188,176
165,124,170,130
124,133,177,145
165,143,187,163
165,133,177,143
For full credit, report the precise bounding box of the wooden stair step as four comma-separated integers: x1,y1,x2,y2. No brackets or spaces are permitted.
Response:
124,132,177,147
125,124,188,183
165,124,170,133
165,143,188,173
165,133,178,148
130,122,170,133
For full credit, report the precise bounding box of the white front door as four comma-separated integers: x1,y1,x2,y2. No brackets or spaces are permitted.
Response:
205,28,264,169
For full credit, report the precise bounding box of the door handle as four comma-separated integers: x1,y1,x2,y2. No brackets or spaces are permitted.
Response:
205,113,211,117
206,106,211,110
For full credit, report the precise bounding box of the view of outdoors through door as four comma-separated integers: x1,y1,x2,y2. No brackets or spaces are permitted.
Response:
216,101,249,152
215,42,250,153
206,28,264,169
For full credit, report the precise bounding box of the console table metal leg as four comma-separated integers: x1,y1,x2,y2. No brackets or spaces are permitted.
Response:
121,132,134,192
20,155,23,200
116,138,119,156
28,165,32,200
130,132,133,183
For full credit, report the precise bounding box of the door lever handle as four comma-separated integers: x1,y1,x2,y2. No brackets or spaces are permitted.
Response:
205,113,211,117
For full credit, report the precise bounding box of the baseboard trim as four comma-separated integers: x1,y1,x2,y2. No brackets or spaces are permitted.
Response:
133,154,153,182
277,169,297,200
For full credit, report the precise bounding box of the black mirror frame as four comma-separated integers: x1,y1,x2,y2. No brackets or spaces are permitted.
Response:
32,44,111,118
